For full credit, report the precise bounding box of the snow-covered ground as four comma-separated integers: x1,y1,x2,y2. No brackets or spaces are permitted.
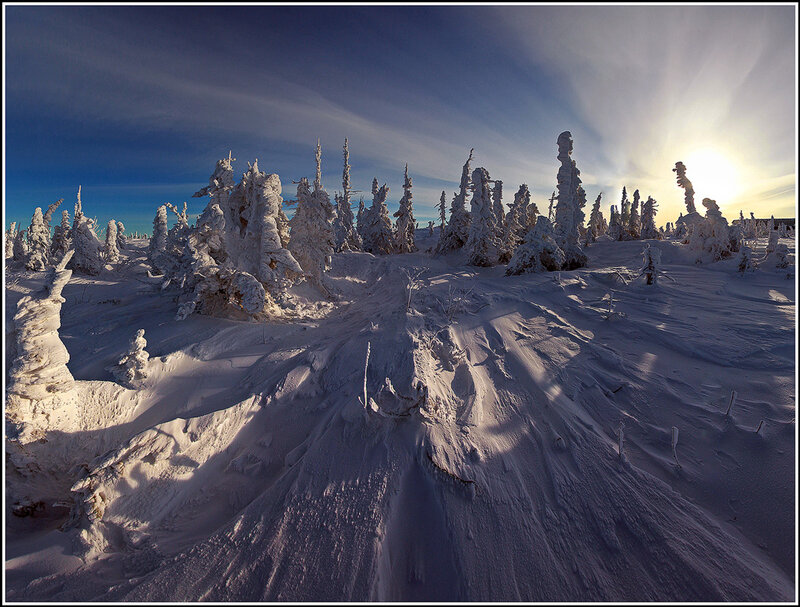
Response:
4,232,796,601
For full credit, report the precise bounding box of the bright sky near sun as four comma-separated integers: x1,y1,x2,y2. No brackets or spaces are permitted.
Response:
3,4,797,235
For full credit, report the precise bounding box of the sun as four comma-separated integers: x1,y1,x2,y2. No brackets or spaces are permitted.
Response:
683,148,740,205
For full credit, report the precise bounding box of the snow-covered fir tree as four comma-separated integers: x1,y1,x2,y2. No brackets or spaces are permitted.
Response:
332,138,362,251
466,167,501,266
437,190,447,233
587,193,604,242
288,141,336,288
67,186,103,275
607,204,623,241
766,228,779,254
361,182,395,255
640,196,660,239
773,243,790,268
673,161,696,214
552,131,587,269
393,164,417,254
105,220,119,263
26,207,51,271
620,187,631,228
492,180,505,232
506,216,566,275
629,189,641,238
639,243,662,285
499,185,527,263
436,149,473,253
116,221,127,250
13,228,29,265
112,329,149,388
356,197,366,241
5,222,17,258
547,190,556,222
148,205,169,273
736,245,754,274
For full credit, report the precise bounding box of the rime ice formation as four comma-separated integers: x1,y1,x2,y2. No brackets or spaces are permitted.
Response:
773,243,790,268
361,182,395,255
333,138,362,252
640,196,660,239
506,216,565,275
111,329,150,388
7,250,77,440
105,220,120,263
394,164,417,254
552,131,587,270
26,207,51,271
437,149,473,253
466,167,501,267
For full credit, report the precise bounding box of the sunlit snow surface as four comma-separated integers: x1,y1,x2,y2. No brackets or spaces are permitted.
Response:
5,232,795,601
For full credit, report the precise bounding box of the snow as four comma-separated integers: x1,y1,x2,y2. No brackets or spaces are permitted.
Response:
3,225,796,602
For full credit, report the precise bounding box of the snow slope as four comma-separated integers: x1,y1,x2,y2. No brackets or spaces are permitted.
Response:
4,234,796,601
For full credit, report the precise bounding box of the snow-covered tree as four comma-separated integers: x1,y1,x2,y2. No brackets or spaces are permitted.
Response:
112,329,149,388
552,131,587,269
13,228,29,265
116,221,127,250
492,180,505,231
5,222,17,258
428,221,434,237
466,167,501,266
148,205,169,273
436,149,473,253
639,243,662,285
393,164,417,254
687,198,737,262
437,190,447,233
640,196,660,239
620,187,631,228
736,245,754,274
105,220,119,263
361,182,395,255
587,193,604,242
629,189,641,238
673,161,696,214
500,184,528,263
607,204,622,241
288,141,335,288
70,215,104,275
547,190,556,222
332,138,362,251
506,216,566,275
356,197,366,241
774,243,790,268
26,207,51,271
766,228,779,254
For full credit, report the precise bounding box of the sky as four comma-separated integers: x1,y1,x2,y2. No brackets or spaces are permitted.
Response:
4,4,797,236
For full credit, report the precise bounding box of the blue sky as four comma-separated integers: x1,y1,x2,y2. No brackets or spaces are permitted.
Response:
4,4,796,235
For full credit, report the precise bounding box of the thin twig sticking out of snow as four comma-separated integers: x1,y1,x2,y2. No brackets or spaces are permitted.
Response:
362,341,370,410
725,390,737,416
755,420,764,433
671,426,681,468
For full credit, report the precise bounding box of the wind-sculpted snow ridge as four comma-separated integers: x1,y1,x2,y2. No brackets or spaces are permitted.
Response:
5,236,795,602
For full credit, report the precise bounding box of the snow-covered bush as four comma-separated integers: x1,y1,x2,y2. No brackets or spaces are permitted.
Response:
639,243,662,285
393,164,417,254
25,207,51,271
466,167,501,266
111,329,149,388
436,149,473,253
105,220,119,263
332,138,362,252
506,216,566,275
773,243,790,268
552,131,587,269
766,229,779,254
736,245,754,274
640,196,660,239
361,182,395,255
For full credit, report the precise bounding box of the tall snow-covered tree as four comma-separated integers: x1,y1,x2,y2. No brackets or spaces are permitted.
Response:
13,229,29,265
437,190,447,232
436,149,473,253
5,222,17,258
607,204,622,241
70,216,104,275
105,220,119,263
500,185,528,263
428,221,434,237
547,190,556,222
640,196,660,239
361,182,395,255
26,207,51,271
672,161,696,214
620,187,631,228
288,141,335,287
736,244,754,274
332,138,362,251
552,131,587,270
629,189,641,238
492,180,505,231
116,221,127,250
393,164,417,254
466,167,501,266
588,193,604,242
148,205,169,273
356,197,366,240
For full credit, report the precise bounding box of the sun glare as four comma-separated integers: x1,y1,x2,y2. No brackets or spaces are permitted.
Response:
683,148,740,205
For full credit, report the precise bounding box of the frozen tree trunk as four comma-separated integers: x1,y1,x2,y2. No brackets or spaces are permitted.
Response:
7,250,78,442
428,221,434,237
547,190,556,222
356,197,366,241
26,207,51,271
436,149,473,253
466,167,501,267
105,220,119,263
112,329,150,389
393,164,417,254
